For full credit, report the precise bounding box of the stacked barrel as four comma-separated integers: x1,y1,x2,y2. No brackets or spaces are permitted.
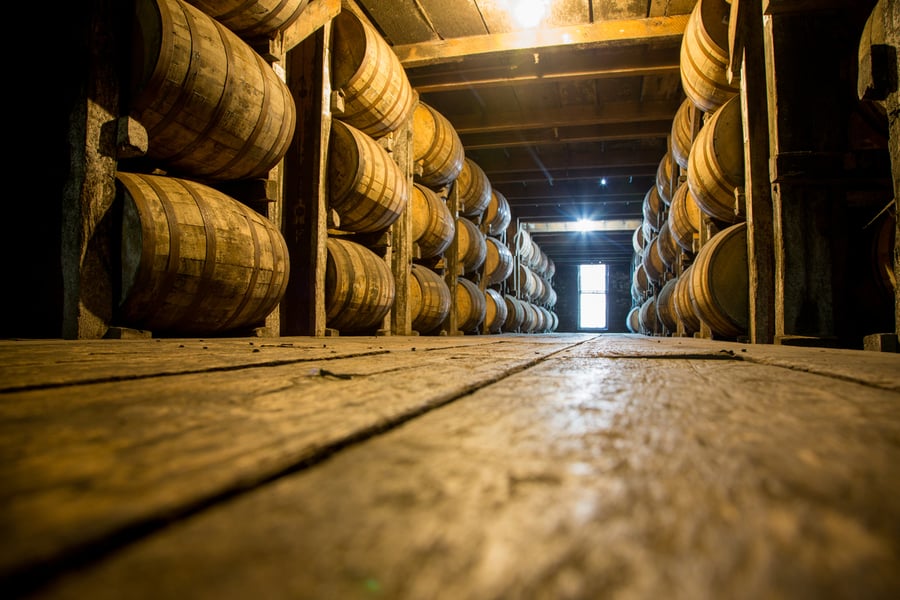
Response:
507,229,559,333
114,0,300,336
629,0,750,340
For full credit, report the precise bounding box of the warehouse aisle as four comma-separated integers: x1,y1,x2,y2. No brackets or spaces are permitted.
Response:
2,334,899,598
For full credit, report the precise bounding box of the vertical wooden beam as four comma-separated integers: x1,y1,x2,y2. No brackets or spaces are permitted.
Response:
390,112,415,335
763,9,860,346
443,184,461,336
62,0,122,339
283,23,332,336
880,0,900,335
731,0,776,344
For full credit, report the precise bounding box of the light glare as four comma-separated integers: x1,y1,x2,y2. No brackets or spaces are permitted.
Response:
512,0,548,28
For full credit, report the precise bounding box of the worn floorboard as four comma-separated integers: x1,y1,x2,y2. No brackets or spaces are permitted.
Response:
2,334,899,598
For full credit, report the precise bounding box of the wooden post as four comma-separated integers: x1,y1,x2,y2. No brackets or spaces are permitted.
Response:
762,6,871,346
442,183,461,336
390,109,415,336
282,23,332,336
61,0,123,339
729,0,776,345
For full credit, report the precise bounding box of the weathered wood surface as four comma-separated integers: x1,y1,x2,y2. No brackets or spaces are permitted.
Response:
0,335,587,591
3,334,900,598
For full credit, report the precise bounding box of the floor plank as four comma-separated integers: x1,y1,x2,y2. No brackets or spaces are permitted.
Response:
0,336,590,587
17,337,900,599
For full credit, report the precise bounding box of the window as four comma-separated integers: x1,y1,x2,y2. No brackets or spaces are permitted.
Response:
579,264,608,329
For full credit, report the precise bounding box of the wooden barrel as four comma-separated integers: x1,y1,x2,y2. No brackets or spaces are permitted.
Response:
656,221,679,270
521,302,540,333
642,186,664,232
633,262,651,299
680,0,739,113
325,237,395,332
656,152,674,206
688,94,746,224
456,158,492,217
117,171,289,334
671,97,696,170
332,9,415,138
517,264,540,300
639,296,658,334
484,288,508,334
185,0,310,39
484,237,514,285
689,222,749,338
545,257,556,280
455,277,486,333
484,189,512,237
669,181,701,252
632,224,646,254
528,302,545,333
412,102,465,188
543,284,558,309
409,263,451,334
533,248,550,276
547,310,559,332
627,305,641,333
456,217,487,274
410,183,454,258
674,267,701,335
656,278,679,333
129,0,296,181
642,237,666,285
515,229,535,264
503,295,526,332
329,120,408,233
540,307,555,333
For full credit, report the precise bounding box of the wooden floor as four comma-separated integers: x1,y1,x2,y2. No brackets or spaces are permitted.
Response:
2,333,899,599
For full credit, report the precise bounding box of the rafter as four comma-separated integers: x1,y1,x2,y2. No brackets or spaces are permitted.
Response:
392,14,690,68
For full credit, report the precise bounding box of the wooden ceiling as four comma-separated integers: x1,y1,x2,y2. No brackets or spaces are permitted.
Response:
352,0,699,265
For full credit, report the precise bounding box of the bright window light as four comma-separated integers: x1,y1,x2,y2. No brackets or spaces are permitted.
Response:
575,218,592,232
579,264,608,329
511,0,549,28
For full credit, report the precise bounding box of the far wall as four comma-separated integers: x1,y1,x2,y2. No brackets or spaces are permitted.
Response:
551,262,632,333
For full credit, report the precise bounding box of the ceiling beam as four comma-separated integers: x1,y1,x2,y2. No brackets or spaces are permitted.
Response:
488,166,657,185
470,147,666,175
449,100,683,134
392,14,690,68
458,120,673,150
407,47,680,93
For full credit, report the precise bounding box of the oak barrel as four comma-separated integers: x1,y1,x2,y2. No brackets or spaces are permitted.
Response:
632,262,651,300
329,120,408,233
185,0,311,39
547,310,559,332
671,97,696,170
642,186,664,232
332,9,415,138
632,224,646,254
656,221,680,270
656,152,674,206
130,0,296,181
687,95,746,224
689,222,749,338
483,189,512,237
484,288,508,334
521,301,540,333
325,237,395,332
517,264,540,300
669,181,701,252
117,171,289,334
680,0,739,113
656,278,679,333
455,277,486,333
456,217,487,274
409,263,451,334
674,267,702,335
627,305,641,333
503,294,526,332
410,183,454,258
484,237,514,285
639,296,659,335
515,229,535,264
456,158,492,217
412,102,465,188
642,237,666,285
